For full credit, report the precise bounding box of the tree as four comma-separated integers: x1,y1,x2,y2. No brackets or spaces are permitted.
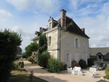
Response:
25,42,38,57
0,29,21,82
38,34,47,53
38,34,48,67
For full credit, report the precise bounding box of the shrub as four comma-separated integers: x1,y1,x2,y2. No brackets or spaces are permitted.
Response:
47,58,64,73
0,30,21,82
27,56,35,64
79,59,87,69
71,60,79,68
38,51,50,68
11,62,19,69
63,64,67,70
87,58,94,67
105,67,109,79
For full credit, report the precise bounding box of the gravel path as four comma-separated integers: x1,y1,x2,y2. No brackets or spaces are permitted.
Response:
24,61,109,82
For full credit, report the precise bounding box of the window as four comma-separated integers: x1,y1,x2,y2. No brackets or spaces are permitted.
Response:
74,38,80,48
48,36,51,46
67,53,69,62
75,38,78,47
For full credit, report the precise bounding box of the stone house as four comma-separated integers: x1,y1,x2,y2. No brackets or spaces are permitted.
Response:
34,9,90,67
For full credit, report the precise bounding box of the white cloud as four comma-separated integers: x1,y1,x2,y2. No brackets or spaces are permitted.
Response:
102,2,109,16
34,0,60,14
69,0,109,47
6,0,60,14
0,9,12,18
11,26,35,51
6,0,31,11
0,9,13,30
69,0,78,9
74,12,109,47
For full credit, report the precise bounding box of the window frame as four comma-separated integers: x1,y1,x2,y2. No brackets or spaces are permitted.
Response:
74,37,80,48
48,36,51,46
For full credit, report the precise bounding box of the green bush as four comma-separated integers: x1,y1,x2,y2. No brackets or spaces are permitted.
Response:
27,56,35,64
63,64,67,70
0,30,21,82
79,59,87,69
47,58,64,73
11,62,19,69
105,67,109,79
38,51,50,68
87,58,94,67
71,60,79,68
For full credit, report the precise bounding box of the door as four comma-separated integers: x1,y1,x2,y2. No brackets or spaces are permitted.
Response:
66,52,71,67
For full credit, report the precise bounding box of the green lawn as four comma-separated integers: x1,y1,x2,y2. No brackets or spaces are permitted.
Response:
8,68,48,82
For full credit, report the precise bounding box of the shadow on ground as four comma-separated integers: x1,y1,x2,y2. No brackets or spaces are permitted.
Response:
8,73,48,82
96,79,108,82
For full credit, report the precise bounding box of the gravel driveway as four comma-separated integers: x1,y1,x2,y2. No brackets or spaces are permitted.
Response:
24,61,109,82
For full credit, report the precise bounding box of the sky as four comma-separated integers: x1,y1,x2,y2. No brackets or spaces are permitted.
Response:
0,0,109,51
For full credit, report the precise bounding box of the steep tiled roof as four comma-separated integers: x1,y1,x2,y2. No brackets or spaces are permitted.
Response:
104,53,109,61
52,19,58,27
58,16,89,38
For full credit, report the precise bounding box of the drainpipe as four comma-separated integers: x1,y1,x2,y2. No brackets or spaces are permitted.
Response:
58,28,61,61
59,28,61,61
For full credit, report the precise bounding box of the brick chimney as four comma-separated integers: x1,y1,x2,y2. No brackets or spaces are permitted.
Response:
60,9,66,28
81,28,85,33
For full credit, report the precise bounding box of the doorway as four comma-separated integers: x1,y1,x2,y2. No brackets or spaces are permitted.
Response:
66,52,71,67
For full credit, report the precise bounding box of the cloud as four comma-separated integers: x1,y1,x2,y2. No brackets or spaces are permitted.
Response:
69,0,108,17
69,0,78,9
11,26,35,51
68,0,109,47
0,9,13,30
6,0,60,14
74,13,109,47
6,0,31,11
102,2,109,15
0,9,12,18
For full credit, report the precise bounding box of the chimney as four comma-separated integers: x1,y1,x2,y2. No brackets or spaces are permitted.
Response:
60,9,66,28
81,28,85,33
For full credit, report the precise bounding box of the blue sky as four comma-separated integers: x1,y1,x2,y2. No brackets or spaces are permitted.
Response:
0,0,109,51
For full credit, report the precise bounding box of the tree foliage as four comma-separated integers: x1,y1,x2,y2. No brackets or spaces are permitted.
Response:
38,34,47,54
38,34,48,66
0,29,21,82
25,42,38,57
38,51,50,68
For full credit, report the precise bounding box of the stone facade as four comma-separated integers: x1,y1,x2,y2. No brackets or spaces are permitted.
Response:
34,9,90,67
60,31,89,66
45,27,89,67
45,27,59,59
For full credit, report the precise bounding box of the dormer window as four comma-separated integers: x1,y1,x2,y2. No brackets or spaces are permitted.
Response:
49,22,52,29
48,17,54,29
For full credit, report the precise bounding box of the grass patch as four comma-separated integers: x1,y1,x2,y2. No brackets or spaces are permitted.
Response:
8,68,48,82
